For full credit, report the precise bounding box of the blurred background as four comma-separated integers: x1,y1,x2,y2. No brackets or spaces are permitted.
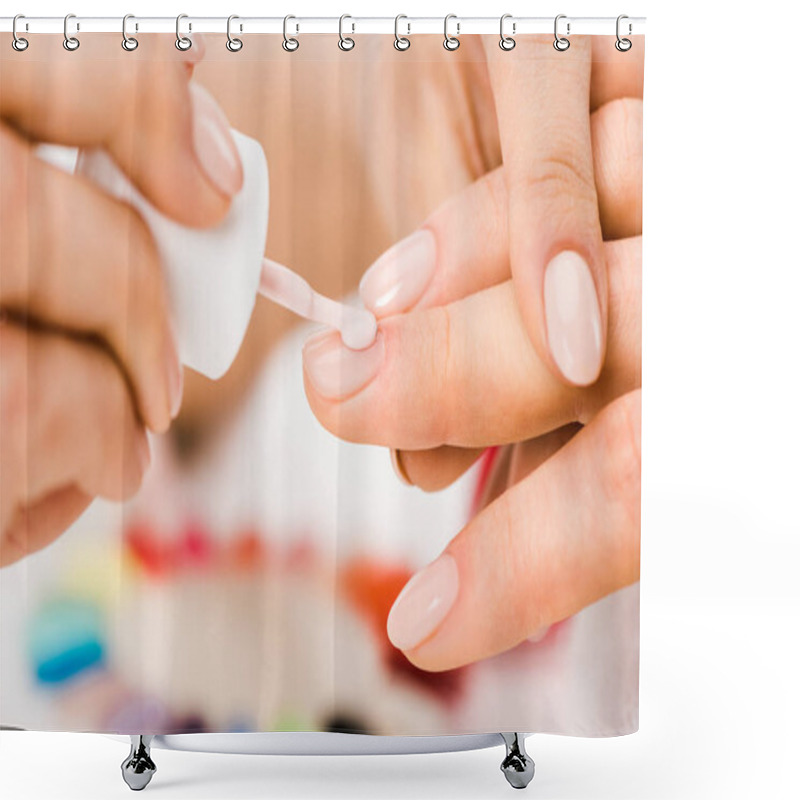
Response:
2,0,799,798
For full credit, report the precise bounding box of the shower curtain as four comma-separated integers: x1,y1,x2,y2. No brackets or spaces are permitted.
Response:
0,25,643,740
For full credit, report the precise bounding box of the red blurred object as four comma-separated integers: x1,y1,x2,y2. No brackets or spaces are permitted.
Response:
178,521,215,569
284,537,316,570
340,558,468,706
469,446,500,518
227,530,268,571
123,523,176,578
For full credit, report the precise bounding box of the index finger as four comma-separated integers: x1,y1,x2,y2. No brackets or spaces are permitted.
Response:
485,34,606,387
0,33,242,227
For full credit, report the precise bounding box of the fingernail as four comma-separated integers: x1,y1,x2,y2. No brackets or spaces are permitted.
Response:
302,329,384,400
359,229,436,316
189,82,243,198
390,448,412,486
169,363,184,420
543,250,603,386
164,334,184,420
387,554,459,651
527,626,550,644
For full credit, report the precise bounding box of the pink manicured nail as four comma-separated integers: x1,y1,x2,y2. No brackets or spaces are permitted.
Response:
390,448,412,486
527,626,550,644
387,554,459,651
302,330,385,400
169,363,184,420
543,250,603,386
359,230,436,316
163,328,184,420
189,82,243,198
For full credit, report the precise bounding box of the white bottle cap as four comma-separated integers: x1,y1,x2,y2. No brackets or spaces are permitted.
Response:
75,131,269,380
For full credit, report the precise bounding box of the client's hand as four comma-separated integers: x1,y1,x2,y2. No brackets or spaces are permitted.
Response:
301,85,642,670
0,34,243,567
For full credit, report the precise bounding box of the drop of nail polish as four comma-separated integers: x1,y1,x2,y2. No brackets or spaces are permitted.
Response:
340,310,378,350
259,258,377,350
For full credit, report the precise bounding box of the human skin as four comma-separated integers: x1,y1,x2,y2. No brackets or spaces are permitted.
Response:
295,36,644,671
0,33,248,566
0,30,642,602
180,33,643,440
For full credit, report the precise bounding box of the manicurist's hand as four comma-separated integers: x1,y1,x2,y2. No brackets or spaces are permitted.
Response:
0,34,243,567
301,51,643,670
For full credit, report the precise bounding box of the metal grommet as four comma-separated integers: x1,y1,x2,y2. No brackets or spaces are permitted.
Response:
122,14,138,51
175,14,192,51
283,15,299,52
499,14,515,51
615,14,632,51
553,14,570,51
394,14,410,51
443,13,460,51
63,13,80,51
338,14,355,51
12,14,29,51
227,15,243,51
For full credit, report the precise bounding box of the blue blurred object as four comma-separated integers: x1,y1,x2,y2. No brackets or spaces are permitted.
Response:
28,598,106,684
227,717,256,733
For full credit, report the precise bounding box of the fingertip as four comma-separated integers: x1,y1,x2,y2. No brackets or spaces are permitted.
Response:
188,81,244,201
122,429,151,500
302,327,385,402
543,249,605,386
359,229,437,317
386,553,460,653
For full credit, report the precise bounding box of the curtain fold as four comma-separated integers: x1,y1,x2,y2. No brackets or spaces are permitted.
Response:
0,30,642,739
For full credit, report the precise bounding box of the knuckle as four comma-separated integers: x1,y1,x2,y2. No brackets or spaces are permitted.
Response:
523,151,596,202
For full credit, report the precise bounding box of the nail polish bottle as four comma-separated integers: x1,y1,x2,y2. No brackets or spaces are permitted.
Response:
38,132,269,380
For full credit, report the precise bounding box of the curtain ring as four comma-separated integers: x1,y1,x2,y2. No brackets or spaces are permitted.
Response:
615,14,632,51
338,14,355,51
227,15,243,51
499,14,515,51
63,13,80,51
175,14,192,50
122,14,138,51
553,14,570,51
12,15,29,51
394,15,410,51
283,15,299,52
443,14,460,51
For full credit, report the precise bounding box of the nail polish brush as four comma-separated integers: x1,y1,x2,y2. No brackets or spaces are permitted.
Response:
258,258,378,351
